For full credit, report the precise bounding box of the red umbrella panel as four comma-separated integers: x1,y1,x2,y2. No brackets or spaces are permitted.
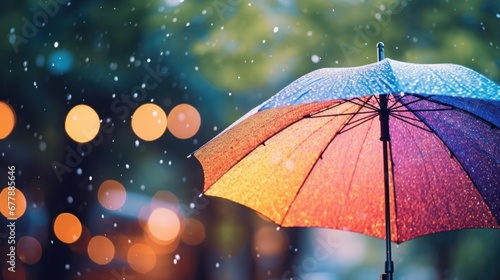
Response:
194,93,500,243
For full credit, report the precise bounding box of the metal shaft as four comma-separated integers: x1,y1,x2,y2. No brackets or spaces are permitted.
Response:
377,42,394,280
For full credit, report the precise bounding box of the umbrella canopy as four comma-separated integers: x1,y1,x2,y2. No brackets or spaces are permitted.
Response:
193,44,500,278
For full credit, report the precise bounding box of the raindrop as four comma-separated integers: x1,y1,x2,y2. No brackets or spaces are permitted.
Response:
125,164,130,169
215,262,220,268
276,226,281,231
65,264,70,270
189,202,195,209
114,76,119,81
39,141,47,151
496,13,500,18
67,196,73,204
76,168,82,175
134,140,140,147
109,62,118,71
54,41,59,48
262,39,266,43
273,26,279,33
175,254,180,260
311,54,320,63
140,184,145,191
113,223,117,228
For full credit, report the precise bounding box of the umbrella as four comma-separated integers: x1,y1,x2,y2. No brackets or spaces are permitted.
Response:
193,43,500,279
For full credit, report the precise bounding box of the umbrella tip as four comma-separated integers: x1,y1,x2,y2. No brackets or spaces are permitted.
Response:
377,42,385,61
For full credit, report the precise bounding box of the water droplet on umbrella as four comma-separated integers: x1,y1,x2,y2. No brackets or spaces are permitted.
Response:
67,196,73,204
65,264,70,270
215,262,220,268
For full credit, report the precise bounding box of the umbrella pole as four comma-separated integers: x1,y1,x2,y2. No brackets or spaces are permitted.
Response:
377,42,394,280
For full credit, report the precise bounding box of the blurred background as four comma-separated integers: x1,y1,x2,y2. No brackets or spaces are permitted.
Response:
1,0,500,279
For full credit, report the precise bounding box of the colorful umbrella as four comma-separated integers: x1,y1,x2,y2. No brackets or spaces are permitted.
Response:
193,43,500,279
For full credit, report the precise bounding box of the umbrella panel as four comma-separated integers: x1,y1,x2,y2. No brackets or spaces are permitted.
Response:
197,94,500,243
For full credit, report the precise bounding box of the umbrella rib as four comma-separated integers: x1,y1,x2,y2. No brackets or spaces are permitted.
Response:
338,113,379,134
345,97,380,111
390,94,435,111
279,99,375,225
338,96,379,134
389,113,433,133
396,96,500,212
393,114,455,231
279,105,366,225
411,94,500,129
308,96,378,118
307,99,351,116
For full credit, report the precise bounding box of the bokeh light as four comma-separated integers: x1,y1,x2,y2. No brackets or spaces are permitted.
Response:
144,233,180,255
97,179,127,210
167,103,201,139
64,104,100,143
53,213,82,244
151,190,179,210
138,204,152,230
253,226,288,257
17,236,42,264
87,235,115,265
0,187,27,219
131,103,167,141
147,207,181,243
2,263,25,280
0,101,16,139
127,243,156,274
47,49,74,75
181,218,206,246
